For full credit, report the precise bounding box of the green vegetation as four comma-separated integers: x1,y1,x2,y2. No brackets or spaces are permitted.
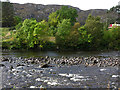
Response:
85,15,104,50
56,19,72,49
14,19,49,49
56,6,78,25
102,27,120,50
1,5,120,51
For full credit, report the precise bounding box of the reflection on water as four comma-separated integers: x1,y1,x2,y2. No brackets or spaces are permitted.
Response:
2,50,120,58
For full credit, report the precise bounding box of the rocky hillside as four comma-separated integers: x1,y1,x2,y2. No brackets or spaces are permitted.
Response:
12,3,117,25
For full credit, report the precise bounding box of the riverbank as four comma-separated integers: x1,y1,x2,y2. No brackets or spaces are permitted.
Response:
1,26,120,51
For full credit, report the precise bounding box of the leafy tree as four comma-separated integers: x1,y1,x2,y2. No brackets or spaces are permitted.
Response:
14,19,48,49
55,19,71,48
48,6,78,36
56,6,78,25
111,27,120,50
48,12,59,36
109,6,115,12
67,25,92,49
66,30,80,48
72,22,80,30
106,27,120,50
48,12,59,27
85,14,103,49
78,26,92,45
65,22,80,48
48,26,57,36
2,1,14,27
102,30,112,49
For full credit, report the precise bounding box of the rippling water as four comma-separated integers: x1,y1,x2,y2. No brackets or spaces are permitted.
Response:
0,50,120,88
1,50,120,57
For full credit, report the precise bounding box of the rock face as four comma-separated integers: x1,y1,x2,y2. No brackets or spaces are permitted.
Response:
13,3,62,21
12,3,117,25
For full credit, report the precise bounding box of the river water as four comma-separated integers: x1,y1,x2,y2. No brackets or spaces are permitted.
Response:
2,50,120,57
0,50,120,89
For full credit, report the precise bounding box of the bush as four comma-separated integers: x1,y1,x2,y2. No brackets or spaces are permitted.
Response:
102,27,120,50
55,19,71,49
85,14,104,49
14,19,49,49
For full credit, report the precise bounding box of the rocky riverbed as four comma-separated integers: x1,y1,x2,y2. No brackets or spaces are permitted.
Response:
0,56,120,89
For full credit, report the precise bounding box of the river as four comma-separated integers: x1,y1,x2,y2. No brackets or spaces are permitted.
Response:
1,50,120,57
0,50,120,89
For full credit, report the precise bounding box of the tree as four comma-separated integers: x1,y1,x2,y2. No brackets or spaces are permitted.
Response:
67,24,92,49
48,6,78,36
48,26,57,36
65,22,80,48
103,27,120,50
14,19,48,49
55,19,72,48
2,1,14,27
78,26,92,45
72,22,80,30
66,29,80,48
56,6,78,25
48,12,59,36
85,14,103,49
110,27,120,50
48,12,59,27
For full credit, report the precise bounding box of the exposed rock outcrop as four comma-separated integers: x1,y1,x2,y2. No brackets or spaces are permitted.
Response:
12,3,117,25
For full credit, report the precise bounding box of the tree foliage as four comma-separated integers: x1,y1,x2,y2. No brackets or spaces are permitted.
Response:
78,26,92,45
48,12,59,27
55,19,92,49
48,6,78,36
56,6,78,25
2,6,120,50
103,27,120,50
55,19,72,48
14,19,48,49
85,14,103,49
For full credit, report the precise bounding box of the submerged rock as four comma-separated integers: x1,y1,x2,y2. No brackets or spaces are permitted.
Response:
39,63,52,68
10,65,14,70
1,57,9,62
0,64,6,67
16,64,25,67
